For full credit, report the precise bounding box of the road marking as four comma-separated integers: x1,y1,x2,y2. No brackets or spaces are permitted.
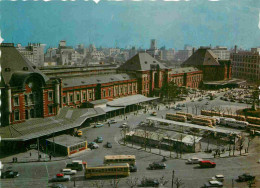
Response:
44,162,49,180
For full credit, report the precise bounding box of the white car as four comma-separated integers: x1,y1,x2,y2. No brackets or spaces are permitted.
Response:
186,157,203,164
203,180,223,187
211,175,224,182
61,169,77,175
120,123,129,128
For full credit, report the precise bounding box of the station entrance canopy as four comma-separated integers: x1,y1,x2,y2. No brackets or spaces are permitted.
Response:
107,94,159,107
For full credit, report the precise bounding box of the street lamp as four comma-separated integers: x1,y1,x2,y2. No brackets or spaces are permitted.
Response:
171,170,175,188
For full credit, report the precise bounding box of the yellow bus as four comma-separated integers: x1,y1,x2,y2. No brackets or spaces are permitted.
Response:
191,117,213,127
85,163,130,179
166,113,187,122
104,155,136,166
176,112,193,120
198,115,217,126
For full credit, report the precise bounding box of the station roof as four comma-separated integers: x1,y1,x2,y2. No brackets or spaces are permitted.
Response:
170,67,201,75
46,134,85,147
62,73,136,88
0,107,105,141
146,117,241,135
107,94,159,107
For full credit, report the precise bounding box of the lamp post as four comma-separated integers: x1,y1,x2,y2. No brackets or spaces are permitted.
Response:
171,170,175,188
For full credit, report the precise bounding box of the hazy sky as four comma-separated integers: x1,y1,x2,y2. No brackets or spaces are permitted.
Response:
1,0,260,50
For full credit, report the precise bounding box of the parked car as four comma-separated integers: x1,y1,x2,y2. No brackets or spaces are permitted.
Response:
120,123,129,128
237,173,255,182
88,142,99,149
61,169,77,175
94,123,104,128
198,98,203,101
211,175,224,182
95,136,103,143
203,180,223,187
1,170,19,178
182,104,186,107
186,157,203,164
139,178,159,187
149,162,166,170
106,142,112,148
205,102,209,105
108,119,117,124
175,107,182,110
50,174,70,182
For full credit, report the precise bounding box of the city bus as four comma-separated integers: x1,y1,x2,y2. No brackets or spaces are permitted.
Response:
201,110,222,117
246,116,260,125
85,163,130,179
197,115,217,126
220,118,249,129
176,112,193,120
104,155,136,166
191,117,213,127
166,113,187,122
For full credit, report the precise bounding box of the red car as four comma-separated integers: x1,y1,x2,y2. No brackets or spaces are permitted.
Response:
199,160,216,168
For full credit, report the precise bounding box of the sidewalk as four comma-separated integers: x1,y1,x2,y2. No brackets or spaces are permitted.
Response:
119,141,249,160
1,148,91,164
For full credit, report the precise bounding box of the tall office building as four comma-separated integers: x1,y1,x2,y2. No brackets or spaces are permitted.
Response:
16,43,45,67
150,39,157,50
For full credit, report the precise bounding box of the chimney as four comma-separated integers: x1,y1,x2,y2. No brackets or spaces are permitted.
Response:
234,45,237,53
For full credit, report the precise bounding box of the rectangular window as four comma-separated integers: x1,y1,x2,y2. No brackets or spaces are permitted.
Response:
83,92,86,100
108,89,111,97
120,86,123,94
103,90,106,98
14,96,19,106
24,95,28,105
63,96,66,103
89,91,92,99
48,106,53,114
48,91,53,101
14,110,20,121
76,93,80,101
70,94,73,102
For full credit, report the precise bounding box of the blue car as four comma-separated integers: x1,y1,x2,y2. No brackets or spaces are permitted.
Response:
94,123,104,128
95,136,103,143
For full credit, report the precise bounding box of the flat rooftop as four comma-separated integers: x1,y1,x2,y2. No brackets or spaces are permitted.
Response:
46,134,85,147
146,117,242,135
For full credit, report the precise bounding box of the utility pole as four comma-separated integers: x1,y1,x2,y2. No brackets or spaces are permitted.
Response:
37,138,40,161
171,170,175,188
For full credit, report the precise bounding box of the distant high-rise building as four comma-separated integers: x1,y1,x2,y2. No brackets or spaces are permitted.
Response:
16,43,45,67
150,39,157,50
211,46,230,60
59,40,66,47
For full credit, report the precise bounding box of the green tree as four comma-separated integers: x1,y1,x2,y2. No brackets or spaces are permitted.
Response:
160,81,182,102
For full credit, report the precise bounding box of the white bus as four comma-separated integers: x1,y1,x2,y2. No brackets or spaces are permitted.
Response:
220,117,249,129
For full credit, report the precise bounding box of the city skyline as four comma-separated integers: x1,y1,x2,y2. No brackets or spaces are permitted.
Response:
1,0,260,50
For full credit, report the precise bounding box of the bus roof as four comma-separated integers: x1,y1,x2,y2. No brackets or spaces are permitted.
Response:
86,163,129,169
104,155,136,160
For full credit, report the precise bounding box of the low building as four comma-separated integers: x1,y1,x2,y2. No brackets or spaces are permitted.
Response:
46,134,87,156
126,129,202,153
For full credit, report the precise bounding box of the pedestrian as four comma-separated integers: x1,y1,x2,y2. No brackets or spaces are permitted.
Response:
108,122,110,127
12,157,14,163
49,155,52,161
30,152,32,157
161,115,163,119
126,116,128,120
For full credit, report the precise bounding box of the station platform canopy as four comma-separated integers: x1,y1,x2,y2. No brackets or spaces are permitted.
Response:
146,117,242,135
107,94,159,107
0,107,105,141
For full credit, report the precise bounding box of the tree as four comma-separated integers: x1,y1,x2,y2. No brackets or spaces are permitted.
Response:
173,178,185,188
159,176,169,186
237,134,245,155
160,81,182,102
126,177,139,188
91,180,105,188
109,178,120,188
